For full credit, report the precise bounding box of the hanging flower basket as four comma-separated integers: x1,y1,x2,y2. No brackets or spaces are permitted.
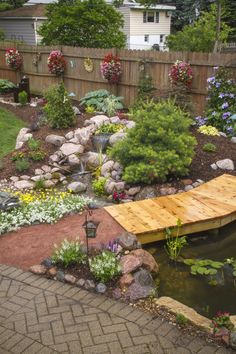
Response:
5,48,23,70
169,60,193,88
47,50,66,76
100,53,121,84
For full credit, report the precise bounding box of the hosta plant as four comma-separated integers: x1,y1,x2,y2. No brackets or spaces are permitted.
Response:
89,250,121,283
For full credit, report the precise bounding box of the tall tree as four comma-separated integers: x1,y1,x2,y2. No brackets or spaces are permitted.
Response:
0,0,25,9
39,0,126,48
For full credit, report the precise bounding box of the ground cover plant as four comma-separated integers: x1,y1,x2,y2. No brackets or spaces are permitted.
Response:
0,190,90,235
110,99,196,184
0,79,16,93
0,107,25,158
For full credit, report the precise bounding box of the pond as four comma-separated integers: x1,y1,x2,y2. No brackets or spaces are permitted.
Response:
146,221,236,318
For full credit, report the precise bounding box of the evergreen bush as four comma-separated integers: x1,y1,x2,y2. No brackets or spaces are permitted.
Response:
110,100,196,184
44,83,76,129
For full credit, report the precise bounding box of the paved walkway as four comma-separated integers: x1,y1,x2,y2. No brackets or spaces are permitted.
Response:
0,264,232,354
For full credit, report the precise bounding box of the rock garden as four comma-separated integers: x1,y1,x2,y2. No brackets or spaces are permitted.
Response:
0,62,236,351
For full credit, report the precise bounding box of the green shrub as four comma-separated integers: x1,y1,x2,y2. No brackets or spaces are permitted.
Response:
28,150,46,161
95,123,124,135
110,100,196,184
18,90,28,106
52,238,86,267
92,177,107,197
15,158,30,172
85,105,96,114
34,179,46,190
202,143,217,153
44,83,76,129
176,313,188,326
27,137,41,151
0,79,16,93
79,89,123,115
89,250,121,283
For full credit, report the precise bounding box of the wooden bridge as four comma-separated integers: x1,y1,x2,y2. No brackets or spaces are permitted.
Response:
105,174,236,244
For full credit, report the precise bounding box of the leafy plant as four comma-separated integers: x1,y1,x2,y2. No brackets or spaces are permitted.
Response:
184,259,224,276
0,79,16,93
176,313,188,327
110,99,196,184
212,311,234,334
18,90,28,106
15,158,30,172
224,258,236,277
85,105,96,114
202,143,217,153
95,123,123,135
11,151,26,161
137,74,155,101
79,89,123,114
44,83,76,129
29,150,46,161
52,238,86,267
164,219,188,261
89,250,121,283
34,179,46,190
92,177,107,197
27,137,41,151
198,125,220,136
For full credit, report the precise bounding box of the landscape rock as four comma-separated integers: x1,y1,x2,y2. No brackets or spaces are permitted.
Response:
42,165,51,173
41,257,53,268
84,279,96,290
31,175,44,182
124,281,155,301
229,332,236,350
14,180,34,190
114,181,125,191
231,137,236,144
110,116,121,124
73,106,81,115
68,154,80,166
112,288,122,299
77,278,86,287
133,268,154,287
89,115,109,127
131,249,159,273
119,273,134,288
49,154,60,163
104,180,116,194
65,274,77,284
109,132,126,146
160,187,177,196
60,143,84,156
65,131,74,140
35,169,43,175
44,173,52,180
45,134,66,147
185,185,193,191
127,186,141,196
134,186,157,201
211,163,218,170
216,158,234,171
15,128,30,149
117,231,138,250
20,175,31,180
96,283,107,294
29,265,47,275
101,160,114,177
113,162,122,171
9,176,19,182
74,127,92,145
44,180,55,188
81,152,106,168
120,255,142,274
56,271,65,282
181,179,193,186
67,181,87,193
126,121,136,129
48,267,57,277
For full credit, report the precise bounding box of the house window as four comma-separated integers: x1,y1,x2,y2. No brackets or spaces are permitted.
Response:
160,34,164,43
143,11,159,23
144,35,149,42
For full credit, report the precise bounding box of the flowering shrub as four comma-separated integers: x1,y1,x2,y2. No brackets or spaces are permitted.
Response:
5,48,23,70
100,53,121,84
112,191,127,204
47,50,66,75
89,250,121,283
0,190,90,235
198,125,220,136
211,311,234,334
169,60,193,88
52,238,86,267
196,67,236,135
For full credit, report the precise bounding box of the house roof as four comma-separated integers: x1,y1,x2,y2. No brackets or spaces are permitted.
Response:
25,0,56,4
126,3,176,11
0,4,47,18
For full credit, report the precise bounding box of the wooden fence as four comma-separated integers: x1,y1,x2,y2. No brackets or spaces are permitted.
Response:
0,41,236,115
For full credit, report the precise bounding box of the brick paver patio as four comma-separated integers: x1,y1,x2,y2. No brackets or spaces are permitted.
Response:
0,264,232,354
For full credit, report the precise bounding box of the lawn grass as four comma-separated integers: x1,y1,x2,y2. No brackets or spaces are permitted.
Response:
0,107,25,158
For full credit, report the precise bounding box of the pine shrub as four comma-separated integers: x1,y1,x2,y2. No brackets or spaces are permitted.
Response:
110,100,196,184
44,83,76,129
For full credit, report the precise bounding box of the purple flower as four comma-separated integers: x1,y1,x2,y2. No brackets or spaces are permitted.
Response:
219,93,225,98
207,76,215,84
222,102,229,109
213,66,219,70
211,111,217,116
222,112,231,119
229,93,235,98
226,126,233,133
195,116,207,126
215,82,221,88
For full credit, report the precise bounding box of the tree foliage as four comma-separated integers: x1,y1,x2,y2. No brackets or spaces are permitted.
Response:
110,100,196,184
39,0,126,48
0,0,25,11
166,5,231,52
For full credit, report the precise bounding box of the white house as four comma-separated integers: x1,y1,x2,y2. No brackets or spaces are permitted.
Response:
0,4,46,45
119,2,176,50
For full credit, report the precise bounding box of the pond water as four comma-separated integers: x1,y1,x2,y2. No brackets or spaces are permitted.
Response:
146,221,236,318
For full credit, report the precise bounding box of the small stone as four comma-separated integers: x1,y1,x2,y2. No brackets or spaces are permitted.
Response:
65,131,74,140
68,154,80,166
48,267,57,277
67,181,87,193
76,278,86,287
231,137,236,144
127,186,141,196
216,158,234,171
35,169,43,175
219,132,227,138
65,274,76,284
73,106,81,115
229,331,236,350
181,179,193,186
84,279,96,290
42,165,51,173
44,173,52,180
44,180,55,188
60,143,84,156
185,185,193,191
192,182,200,188
96,283,107,294
126,121,136,129
196,179,204,184
160,187,177,196
112,288,122,299
119,274,134,288
131,249,159,273
56,271,65,282
117,231,138,250
211,163,218,170
29,264,47,275
20,175,31,180
31,175,44,182
45,134,66,147
120,255,142,274
10,176,19,182
14,180,34,190
41,257,53,268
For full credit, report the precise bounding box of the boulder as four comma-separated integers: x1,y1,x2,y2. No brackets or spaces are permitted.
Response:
120,255,142,274
45,134,66,147
231,137,236,144
14,180,34,190
110,116,121,124
9,176,19,182
34,169,43,175
15,128,30,149
60,143,84,156
229,331,236,350
20,175,31,181
113,162,123,171
65,274,77,284
21,133,33,142
73,106,81,115
211,163,218,170
127,186,141,196
65,131,74,140
216,159,234,171
101,160,114,177
117,231,138,250
104,180,116,194
185,185,193,192
74,127,92,146
126,121,136,129
131,249,159,273
134,186,157,201
31,175,44,182
84,279,96,290
44,180,55,188
160,187,177,196
81,152,106,168
133,268,154,287
109,132,127,146
68,154,80,166
89,115,109,127
67,181,87,193
124,281,155,301
29,265,47,275
114,181,125,192
119,273,134,288
96,283,107,294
